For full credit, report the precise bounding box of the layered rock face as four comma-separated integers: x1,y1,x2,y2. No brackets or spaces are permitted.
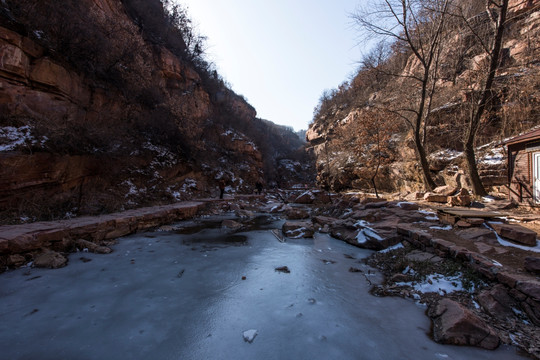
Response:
0,0,311,222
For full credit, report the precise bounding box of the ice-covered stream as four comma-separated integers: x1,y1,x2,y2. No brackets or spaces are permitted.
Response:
0,215,524,359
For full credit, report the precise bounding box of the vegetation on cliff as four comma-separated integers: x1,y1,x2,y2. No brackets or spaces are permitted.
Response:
0,0,314,223
309,0,539,194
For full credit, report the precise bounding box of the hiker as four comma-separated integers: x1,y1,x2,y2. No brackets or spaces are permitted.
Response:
218,178,226,199
255,181,263,195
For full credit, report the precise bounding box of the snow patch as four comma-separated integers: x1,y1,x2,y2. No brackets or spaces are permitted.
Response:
397,273,467,295
0,125,46,151
430,225,452,231
355,220,383,244
379,243,404,253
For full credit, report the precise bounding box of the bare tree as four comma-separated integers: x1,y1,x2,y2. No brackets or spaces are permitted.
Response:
353,0,452,191
454,0,509,196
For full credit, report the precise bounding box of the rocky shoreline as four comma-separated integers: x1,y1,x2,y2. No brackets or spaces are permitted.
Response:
1,190,539,358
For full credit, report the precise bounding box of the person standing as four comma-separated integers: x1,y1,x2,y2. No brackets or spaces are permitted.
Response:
218,179,226,199
255,181,263,195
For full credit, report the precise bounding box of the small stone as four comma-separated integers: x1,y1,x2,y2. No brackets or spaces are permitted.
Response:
7,254,26,267
242,329,258,343
33,251,68,269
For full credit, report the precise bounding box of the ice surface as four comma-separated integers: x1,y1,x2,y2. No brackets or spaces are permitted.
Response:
0,217,525,360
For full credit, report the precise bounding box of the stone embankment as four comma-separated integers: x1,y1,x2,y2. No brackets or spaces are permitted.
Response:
0,201,205,270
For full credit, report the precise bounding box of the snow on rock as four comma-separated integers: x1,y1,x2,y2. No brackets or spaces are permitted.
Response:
479,146,505,166
242,329,258,343
418,209,439,221
380,243,404,253
430,225,453,231
0,125,46,151
397,273,468,295
397,202,419,210
484,224,540,253
355,220,383,244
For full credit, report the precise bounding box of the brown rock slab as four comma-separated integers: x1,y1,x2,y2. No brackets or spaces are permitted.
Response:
396,202,419,211
455,220,471,228
294,191,315,204
285,208,310,220
312,216,339,227
428,298,500,350
516,279,540,300
424,193,449,203
282,221,314,238
33,251,68,269
466,218,485,226
488,222,537,246
221,219,244,232
475,242,493,254
524,257,540,274
477,284,516,319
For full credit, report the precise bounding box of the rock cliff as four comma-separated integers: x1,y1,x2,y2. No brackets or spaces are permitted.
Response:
308,0,539,194
0,0,314,223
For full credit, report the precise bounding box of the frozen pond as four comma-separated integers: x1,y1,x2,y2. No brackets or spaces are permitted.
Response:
0,215,524,359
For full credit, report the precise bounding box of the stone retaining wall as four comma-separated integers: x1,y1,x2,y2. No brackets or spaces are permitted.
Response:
397,225,540,326
0,202,205,270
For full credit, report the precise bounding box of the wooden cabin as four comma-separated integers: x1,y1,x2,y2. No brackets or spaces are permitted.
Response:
506,128,540,205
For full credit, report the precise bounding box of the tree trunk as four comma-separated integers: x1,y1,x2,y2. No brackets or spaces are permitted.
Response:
463,0,508,196
415,130,437,191
464,144,486,196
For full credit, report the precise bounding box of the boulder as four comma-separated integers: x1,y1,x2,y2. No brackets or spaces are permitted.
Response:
448,188,472,207
433,185,458,196
448,195,472,207
7,254,26,267
312,216,339,227
428,298,500,350
423,193,449,203
477,284,516,319
75,239,112,254
282,221,314,238
312,190,332,204
33,251,68,269
285,208,310,220
221,220,244,232
488,222,537,246
396,202,419,211
524,257,540,274
294,191,315,204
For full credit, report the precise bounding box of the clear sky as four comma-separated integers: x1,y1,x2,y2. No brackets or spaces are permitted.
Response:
177,0,364,131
